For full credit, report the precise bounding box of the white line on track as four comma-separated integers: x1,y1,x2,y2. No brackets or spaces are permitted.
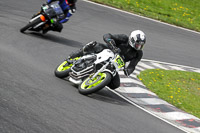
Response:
120,78,144,86
135,66,145,71
155,112,199,121
169,66,186,71
135,98,171,105
138,62,154,69
133,70,140,75
151,62,169,70
193,69,200,73
116,87,157,96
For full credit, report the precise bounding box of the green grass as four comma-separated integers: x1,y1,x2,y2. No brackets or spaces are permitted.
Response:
90,0,200,32
138,69,200,118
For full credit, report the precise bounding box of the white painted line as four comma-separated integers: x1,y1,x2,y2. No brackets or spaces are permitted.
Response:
116,87,157,96
82,0,200,35
119,72,137,78
192,69,200,73
138,62,155,69
137,98,171,105
181,127,200,133
133,70,140,75
130,74,137,78
106,87,189,133
151,62,169,70
169,66,186,71
118,71,124,75
156,112,198,121
195,127,200,132
120,78,144,86
135,66,145,71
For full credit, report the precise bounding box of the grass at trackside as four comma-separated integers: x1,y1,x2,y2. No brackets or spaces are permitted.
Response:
90,0,200,32
137,69,200,118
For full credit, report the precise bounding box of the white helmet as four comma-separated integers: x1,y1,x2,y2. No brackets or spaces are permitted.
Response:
129,30,146,50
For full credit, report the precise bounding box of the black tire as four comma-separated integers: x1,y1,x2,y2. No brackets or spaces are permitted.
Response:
54,61,72,78
78,72,112,95
20,18,42,33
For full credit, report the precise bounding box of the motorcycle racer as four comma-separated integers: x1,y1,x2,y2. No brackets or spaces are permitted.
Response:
43,0,77,33
67,30,146,89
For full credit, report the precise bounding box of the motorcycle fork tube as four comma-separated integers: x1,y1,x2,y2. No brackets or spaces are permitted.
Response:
30,15,42,23
34,21,46,29
91,62,109,80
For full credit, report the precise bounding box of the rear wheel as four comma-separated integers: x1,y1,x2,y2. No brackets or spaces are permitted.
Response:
55,57,80,78
78,72,112,95
54,61,72,78
20,18,42,33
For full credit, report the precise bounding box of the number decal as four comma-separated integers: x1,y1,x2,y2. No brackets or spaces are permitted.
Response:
115,55,125,68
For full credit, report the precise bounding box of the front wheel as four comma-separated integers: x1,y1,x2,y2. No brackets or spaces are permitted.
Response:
20,18,42,33
54,61,72,78
78,72,112,95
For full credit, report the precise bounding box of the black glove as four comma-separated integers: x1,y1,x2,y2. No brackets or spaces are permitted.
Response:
113,47,121,54
123,68,130,77
107,39,116,49
87,41,97,47
107,39,121,53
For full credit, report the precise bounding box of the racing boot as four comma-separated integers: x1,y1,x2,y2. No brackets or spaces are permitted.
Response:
42,24,50,34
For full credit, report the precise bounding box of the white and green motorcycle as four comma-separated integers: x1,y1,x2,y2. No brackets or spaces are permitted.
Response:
55,48,125,95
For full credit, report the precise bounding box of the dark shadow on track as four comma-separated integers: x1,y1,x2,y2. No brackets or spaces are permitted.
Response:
86,88,131,106
56,77,130,106
23,32,83,48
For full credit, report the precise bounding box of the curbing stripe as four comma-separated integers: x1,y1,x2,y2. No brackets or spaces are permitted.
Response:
155,112,199,121
145,104,180,113
135,66,145,71
133,70,140,75
151,62,169,70
107,87,190,133
138,62,155,69
116,87,157,96
196,127,200,131
120,78,144,86
176,119,200,128
192,69,200,73
116,59,200,133
134,98,171,105
130,74,137,79
118,70,124,75
169,66,186,71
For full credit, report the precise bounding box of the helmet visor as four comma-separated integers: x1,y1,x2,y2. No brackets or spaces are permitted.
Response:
134,41,144,50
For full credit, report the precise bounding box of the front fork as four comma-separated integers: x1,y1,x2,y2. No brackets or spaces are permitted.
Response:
90,62,110,80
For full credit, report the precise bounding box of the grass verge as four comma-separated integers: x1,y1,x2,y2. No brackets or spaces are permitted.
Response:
138,69,200,118
90,0,200,32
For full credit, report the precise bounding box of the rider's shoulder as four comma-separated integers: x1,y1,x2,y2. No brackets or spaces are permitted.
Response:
137,50,143,57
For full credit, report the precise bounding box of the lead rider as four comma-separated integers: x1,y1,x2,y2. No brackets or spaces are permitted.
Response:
68,30,146,89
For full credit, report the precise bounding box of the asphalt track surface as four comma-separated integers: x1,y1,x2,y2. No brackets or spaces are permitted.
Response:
0,0,199,133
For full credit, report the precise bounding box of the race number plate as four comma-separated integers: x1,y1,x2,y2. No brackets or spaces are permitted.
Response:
114,55,125,69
